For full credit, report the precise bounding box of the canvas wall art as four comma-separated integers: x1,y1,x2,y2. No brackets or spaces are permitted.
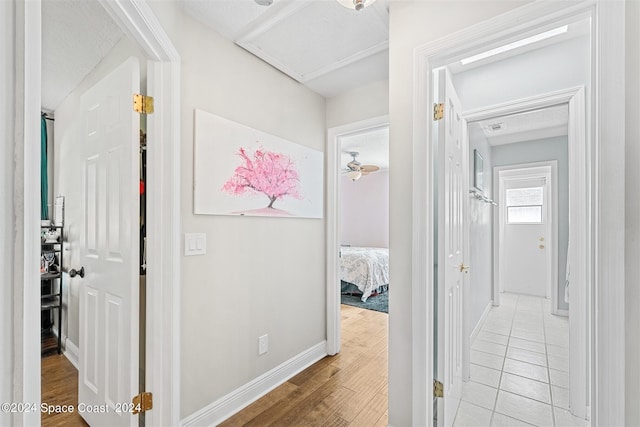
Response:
194,109,324,218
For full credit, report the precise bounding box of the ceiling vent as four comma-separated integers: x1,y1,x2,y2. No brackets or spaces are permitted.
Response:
486,123,504,132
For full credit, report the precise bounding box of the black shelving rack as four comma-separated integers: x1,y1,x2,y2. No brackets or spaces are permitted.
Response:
41,225,63,354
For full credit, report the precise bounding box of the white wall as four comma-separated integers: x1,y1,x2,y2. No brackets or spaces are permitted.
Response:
148,2,327,419
453,35,590,111
0,1,15,424
625,1,640,425
388,2,530,424
326,79,388,128
53,36,147,349
468,129,493,337
341,171,389,248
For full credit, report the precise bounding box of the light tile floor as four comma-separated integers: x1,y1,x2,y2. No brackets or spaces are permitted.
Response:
454,293,590,427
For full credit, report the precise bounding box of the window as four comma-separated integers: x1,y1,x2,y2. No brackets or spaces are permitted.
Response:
506,187,543,224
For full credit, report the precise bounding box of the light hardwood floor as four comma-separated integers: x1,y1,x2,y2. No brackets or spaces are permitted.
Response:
40,304,388,427
41,352,88,427
220,304,389,427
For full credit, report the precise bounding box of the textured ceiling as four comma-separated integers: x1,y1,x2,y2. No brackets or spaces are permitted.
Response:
469,104,569,146
181,0,389,98
42,0,124,111
340,126,389,170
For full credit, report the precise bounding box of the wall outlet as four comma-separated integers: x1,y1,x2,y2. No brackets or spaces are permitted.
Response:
258,334,268,355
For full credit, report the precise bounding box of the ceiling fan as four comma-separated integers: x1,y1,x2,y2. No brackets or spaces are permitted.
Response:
343,151,380,181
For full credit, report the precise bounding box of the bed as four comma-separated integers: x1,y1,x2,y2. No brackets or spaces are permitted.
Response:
340,246,389,302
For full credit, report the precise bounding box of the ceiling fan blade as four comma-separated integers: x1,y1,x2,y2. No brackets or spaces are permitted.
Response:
360,164,380,173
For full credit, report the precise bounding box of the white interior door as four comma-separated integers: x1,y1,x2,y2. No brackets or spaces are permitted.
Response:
500,178,548,297
435,68,466,427
77,57,140,427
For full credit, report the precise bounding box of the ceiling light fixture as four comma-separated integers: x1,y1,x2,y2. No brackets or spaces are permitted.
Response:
336,0,376,12
346,170,362,182
254,0,273,6
460,25,568,65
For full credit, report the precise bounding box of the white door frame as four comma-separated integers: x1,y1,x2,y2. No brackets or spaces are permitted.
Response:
494,163,558,306
464,87,582,310
17,1,181,425
411,1,625,425
326,115,389,356
466,88,587,418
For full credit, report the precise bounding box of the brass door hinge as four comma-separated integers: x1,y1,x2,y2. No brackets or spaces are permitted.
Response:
132,391,153,414
433,379,444,398
133,94,154,114
433,103,444,121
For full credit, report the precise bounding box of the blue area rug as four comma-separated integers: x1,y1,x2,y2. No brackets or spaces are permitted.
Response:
341,291,388,313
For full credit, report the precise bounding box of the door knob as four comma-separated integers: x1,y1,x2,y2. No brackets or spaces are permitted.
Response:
539,245,545,250
459,264,470,273
539,237,545,242
69,267,85,278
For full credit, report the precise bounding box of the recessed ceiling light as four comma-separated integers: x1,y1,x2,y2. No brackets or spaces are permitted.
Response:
460,25,568,65
255,0,273,6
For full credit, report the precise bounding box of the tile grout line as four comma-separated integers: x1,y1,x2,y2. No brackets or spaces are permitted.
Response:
488,293,519,426
542,297,557,427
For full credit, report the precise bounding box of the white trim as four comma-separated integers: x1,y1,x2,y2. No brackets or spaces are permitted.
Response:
556,308,569,317
180,342,328,427
20,2,181,426
99,3,182,425
469,301,493,346
326,115,389,356
63,338,79,370
591,2,626,424
410,1,625,425
17,1,42,425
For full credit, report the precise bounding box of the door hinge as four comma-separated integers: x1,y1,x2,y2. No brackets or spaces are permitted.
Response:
433,103,444,121
133,94,154,114
433,379,444,398
132,391,153,414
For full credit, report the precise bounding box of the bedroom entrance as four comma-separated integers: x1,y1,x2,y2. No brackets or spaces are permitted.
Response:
326,115,389,356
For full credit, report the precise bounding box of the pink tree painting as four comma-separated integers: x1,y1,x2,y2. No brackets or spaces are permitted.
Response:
221,147,303,215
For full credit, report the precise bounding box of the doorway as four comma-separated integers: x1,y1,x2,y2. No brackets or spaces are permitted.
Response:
18,0,181,425
496,163,558,301
40,3,147,419
326,115,389,355
431,15,591,426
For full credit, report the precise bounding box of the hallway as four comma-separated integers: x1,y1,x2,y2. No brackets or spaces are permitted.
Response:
454,293,588,427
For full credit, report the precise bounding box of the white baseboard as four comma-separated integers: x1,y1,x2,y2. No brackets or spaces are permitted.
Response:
553,308,569,317
181,341,328,426
470,301,493,345
63,337,79,370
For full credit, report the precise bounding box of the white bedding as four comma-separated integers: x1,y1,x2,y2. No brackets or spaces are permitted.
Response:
340,246,389,301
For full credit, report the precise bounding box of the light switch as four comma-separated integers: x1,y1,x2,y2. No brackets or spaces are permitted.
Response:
185,233,206,256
